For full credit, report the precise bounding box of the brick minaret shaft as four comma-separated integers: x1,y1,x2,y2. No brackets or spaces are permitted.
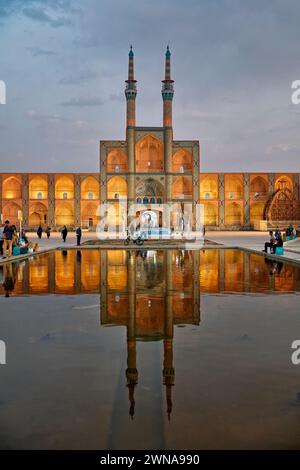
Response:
162,45,174,203
125,46,137,220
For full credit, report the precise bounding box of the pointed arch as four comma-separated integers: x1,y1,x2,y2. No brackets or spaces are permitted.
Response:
107,176,127,199
29,176,48,199
275,175,293,192
225,174,243,200
81,176,100,200
172,176,192,199
200,175,218,199
225,202,243,226
136,134,164,172
172,149,192,172
55,176,74,199
2,201,22,225
265,187,300,223
203,202,218,226
107,149,128,172
250,176,268,197
29,202,48,227
250,202,265,227
3,176,22,199
55,201,74,226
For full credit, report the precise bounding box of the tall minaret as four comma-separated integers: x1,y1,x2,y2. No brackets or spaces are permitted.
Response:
125,45,137,127
162,45,174,205
162,45,174,127
125,46,136,217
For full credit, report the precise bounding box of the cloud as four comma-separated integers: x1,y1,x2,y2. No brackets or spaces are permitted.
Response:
26,46,57,56
60,97,105,107
26,110,91,130
59,70,98,85
22,6,71,27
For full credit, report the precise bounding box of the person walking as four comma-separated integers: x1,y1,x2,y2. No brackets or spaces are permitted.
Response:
61,225,68,243
3,220,14,257
45,226,51,239
76,226,82,246
37,224,43,239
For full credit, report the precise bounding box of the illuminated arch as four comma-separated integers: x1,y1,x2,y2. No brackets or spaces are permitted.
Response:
81,201,99,228
225,175,243,200
29,202,48,227
172,176,192,199
265,187,300,224
107,176,127,199
81,176,99,200
250,176,268,197
2,201,22,225
3,176,22,199
55,176,74,199
29,176,48,199
136,134,163,172
203,202,218,225
275,175,293,192
200,175,218,200
172,149,192,172
225,202,243,226
107,149,128,172
250,202,265,227
55,201,74,226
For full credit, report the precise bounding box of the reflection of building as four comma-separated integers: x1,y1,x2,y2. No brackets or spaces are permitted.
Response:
1,249,300,297
1,48,300,230
100,250,200,419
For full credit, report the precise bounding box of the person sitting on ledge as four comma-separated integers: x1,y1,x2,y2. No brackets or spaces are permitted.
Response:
274,232,283,248
263,230,276,254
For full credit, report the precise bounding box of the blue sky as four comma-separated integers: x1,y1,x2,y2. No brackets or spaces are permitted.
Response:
0,0,299,172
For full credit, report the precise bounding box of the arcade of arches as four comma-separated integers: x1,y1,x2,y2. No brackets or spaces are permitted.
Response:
0,172,300,230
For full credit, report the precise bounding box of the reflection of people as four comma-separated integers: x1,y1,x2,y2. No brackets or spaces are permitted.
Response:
3,263,17,297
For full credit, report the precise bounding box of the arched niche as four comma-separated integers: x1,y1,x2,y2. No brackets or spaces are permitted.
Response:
136,135,164,172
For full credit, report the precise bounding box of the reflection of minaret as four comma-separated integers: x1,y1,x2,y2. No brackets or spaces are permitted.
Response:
126,251,138,419
163,251,175,420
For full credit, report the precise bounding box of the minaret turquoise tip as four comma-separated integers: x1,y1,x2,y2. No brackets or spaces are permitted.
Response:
129,45,134,57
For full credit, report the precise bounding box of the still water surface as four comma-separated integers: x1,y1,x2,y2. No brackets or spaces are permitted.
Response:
0,249,300,449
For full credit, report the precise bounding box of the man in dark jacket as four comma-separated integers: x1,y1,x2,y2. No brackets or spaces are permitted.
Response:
3,220,14,257
76,226,82,246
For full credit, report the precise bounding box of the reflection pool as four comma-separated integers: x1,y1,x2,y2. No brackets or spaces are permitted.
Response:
0,249,300,449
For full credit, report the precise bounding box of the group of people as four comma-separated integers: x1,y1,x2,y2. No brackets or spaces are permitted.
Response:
263,227,285,254
285,224,297,239
0,221,84,260
36,225,82,245
0,220,32,259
